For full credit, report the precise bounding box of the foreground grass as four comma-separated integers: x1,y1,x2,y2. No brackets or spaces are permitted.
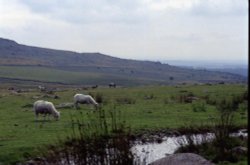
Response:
0,84,247,164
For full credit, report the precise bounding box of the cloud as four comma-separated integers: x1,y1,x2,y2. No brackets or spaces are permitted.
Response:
143,0,248,16
0,0,248,61
18,0,149,24
189,0,248,17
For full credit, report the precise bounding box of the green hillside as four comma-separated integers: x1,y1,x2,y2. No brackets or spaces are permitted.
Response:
0,38,247,85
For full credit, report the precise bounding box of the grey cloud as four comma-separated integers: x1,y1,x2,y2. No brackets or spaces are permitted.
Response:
1,0,248,61
20,0,149,24
188,0,248,17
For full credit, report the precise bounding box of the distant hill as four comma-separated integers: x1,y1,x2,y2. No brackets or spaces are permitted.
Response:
209,68,248,78
0,38,247,85
164,60,248,77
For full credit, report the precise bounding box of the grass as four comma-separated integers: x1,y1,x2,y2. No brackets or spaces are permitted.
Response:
0,84,248,164
42,107,135,165
0,66,171,86
0,66,103,84
175,97,248,164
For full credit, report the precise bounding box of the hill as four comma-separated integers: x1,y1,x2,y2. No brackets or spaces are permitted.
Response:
0,38,247,85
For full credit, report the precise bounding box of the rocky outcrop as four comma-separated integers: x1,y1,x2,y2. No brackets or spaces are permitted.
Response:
149,153,214,165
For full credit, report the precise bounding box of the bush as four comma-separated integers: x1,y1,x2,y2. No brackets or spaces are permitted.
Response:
204,95,217,105
192,101,206,112
95,93,104,104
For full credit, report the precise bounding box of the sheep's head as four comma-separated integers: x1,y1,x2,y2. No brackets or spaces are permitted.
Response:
94,103,99,110
54,111,60,120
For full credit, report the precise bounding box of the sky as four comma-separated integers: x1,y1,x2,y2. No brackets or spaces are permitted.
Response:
0,0,248,62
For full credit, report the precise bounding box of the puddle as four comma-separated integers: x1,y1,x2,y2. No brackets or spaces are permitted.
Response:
132,129,247,164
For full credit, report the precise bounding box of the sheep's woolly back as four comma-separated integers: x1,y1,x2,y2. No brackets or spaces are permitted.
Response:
34,100,60,119
74,94,98,106
87,95,98,105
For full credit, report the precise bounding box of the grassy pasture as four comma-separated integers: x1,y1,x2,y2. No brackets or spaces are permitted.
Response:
0,66,169,86
0,66,103,84
0,84,247,164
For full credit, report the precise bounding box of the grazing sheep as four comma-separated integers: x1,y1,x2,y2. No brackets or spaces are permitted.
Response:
109,82,116,88
38,85,46,92
33,100,60,121
74,94,98,109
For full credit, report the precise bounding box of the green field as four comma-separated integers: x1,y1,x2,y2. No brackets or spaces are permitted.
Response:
0,84,248,164
0,66,103,84
0,66,165,86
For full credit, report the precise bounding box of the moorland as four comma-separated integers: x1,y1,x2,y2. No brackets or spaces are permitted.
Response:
0,84,247,164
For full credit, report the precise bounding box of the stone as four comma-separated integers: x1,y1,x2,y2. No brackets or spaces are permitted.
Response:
149,153,214,165
56,103,74,109
231,146,248,155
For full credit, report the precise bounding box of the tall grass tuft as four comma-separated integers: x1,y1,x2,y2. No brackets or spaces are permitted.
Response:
191,101,206,112
42,107,136,165
175,97,247,164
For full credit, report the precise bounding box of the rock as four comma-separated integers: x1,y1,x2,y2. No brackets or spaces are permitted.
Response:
156,137,163,143
22,157,46,165
10,90,20,95
56,103,74,109
41,94,59,99
32,96,41,99
149,153,214,165
240,129,247,133
186,96,199,103
42,94,51,98
172,130,181,136
24,160,36,165
231,146,248,155
33,157,46,161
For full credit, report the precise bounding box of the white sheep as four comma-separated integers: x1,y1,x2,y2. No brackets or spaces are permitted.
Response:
38,85,46,92
74,94,98,109
33,100,60,121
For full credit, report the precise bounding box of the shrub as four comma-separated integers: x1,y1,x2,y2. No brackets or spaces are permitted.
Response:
192,101,206,112
204,95,217,105
95,93,104,104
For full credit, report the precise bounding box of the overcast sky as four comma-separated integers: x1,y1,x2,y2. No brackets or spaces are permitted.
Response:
0,0,248,62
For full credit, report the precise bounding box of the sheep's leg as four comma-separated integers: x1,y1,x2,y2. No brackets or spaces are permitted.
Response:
35,114,39,122
46,114,51,121
94,104,98,111
35,114,39,128
43,114,47,121
75,102,80,110
49,114,52,121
